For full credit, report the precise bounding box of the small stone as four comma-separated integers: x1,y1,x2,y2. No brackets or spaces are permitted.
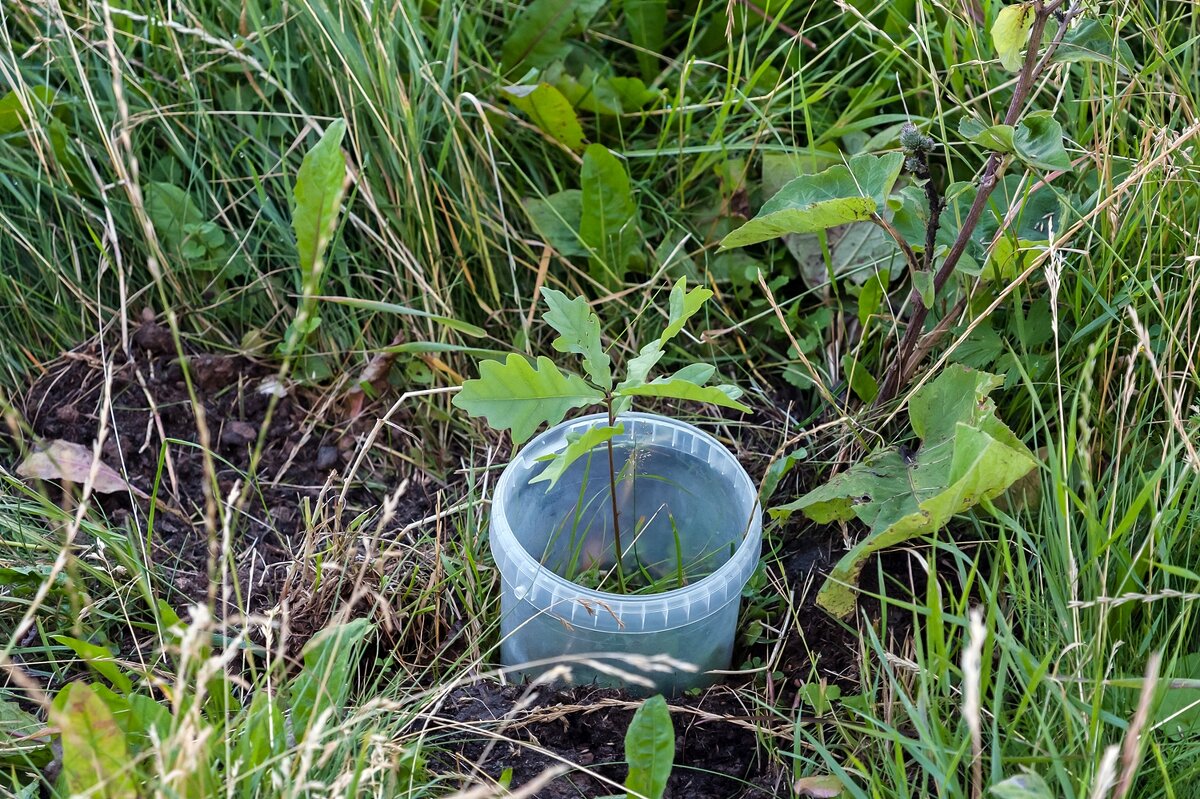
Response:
316,446,339,471
220,420,257,447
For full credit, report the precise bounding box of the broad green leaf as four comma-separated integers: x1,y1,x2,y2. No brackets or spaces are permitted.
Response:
500,0,605,73
292,119,347,282
453,355,605,444
125,694,172,742
500,84,586,151
580,144,639,288
660,277,712,344
235,691,286,799
540,288,612,389
761,447,807,501
289,619,371,741
52,683,137,799
720,153,904,249
145,182,227,264
840,355,878,403
1,694,48,763
1013,111,1072,171
913,269,935,308
983,236,1046,281
314,296,485,337
523,189,586,256
1052,17,1134,68
624,695,675,799
760,149,842,200
958,117,1015,152
549,66,662,116
607,76,662,111
992,3,1035,71
53,636,133,695
1151,653,1200,738
0,86,56,133
625,0,667,80
531,423,622,488
857,270,888,327
776,366,1037,618
617,377,750,413
990,772,1053,799
621,340,664,388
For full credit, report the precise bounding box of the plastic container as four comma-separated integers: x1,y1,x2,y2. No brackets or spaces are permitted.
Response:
490,412,762,694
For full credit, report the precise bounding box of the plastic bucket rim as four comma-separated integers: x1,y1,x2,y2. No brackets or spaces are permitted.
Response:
490,411,763,629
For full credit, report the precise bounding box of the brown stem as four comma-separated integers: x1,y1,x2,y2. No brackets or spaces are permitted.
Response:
605,395,627,593
876,0,1080,405
872,212,922,279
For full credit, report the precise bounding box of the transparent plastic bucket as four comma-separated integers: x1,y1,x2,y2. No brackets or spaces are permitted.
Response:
490,412,762,694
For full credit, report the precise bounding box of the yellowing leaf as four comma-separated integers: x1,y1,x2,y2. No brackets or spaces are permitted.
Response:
452,355,605,444
992,3,1035,71
500,83,586,151
795,775,846,798
52,683,137,799
776,366,1037,618
16,440,140,496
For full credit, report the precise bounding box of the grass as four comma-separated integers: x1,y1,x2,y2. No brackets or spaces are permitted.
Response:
2,0,1200,796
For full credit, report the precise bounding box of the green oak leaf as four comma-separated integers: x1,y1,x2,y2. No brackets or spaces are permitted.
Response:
541,287,612,389
660,277,713,343
617,377,750,413
720,152,904,249
665,362,715,385
992,3,1035,71
453,354,605,444
531,423,623,489
500,83,586,151
775,365,1037,618
1013,111,1072,172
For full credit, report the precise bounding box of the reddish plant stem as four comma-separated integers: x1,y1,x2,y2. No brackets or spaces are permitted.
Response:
605,395,627,593
876,0,1078,405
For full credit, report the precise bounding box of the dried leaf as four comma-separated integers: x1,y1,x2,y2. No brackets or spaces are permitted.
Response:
16,440,142,496
795,775,845,797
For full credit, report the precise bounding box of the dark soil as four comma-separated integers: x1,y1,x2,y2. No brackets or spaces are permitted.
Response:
17,322,432,621
431,682,790,798
15,329,923,796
